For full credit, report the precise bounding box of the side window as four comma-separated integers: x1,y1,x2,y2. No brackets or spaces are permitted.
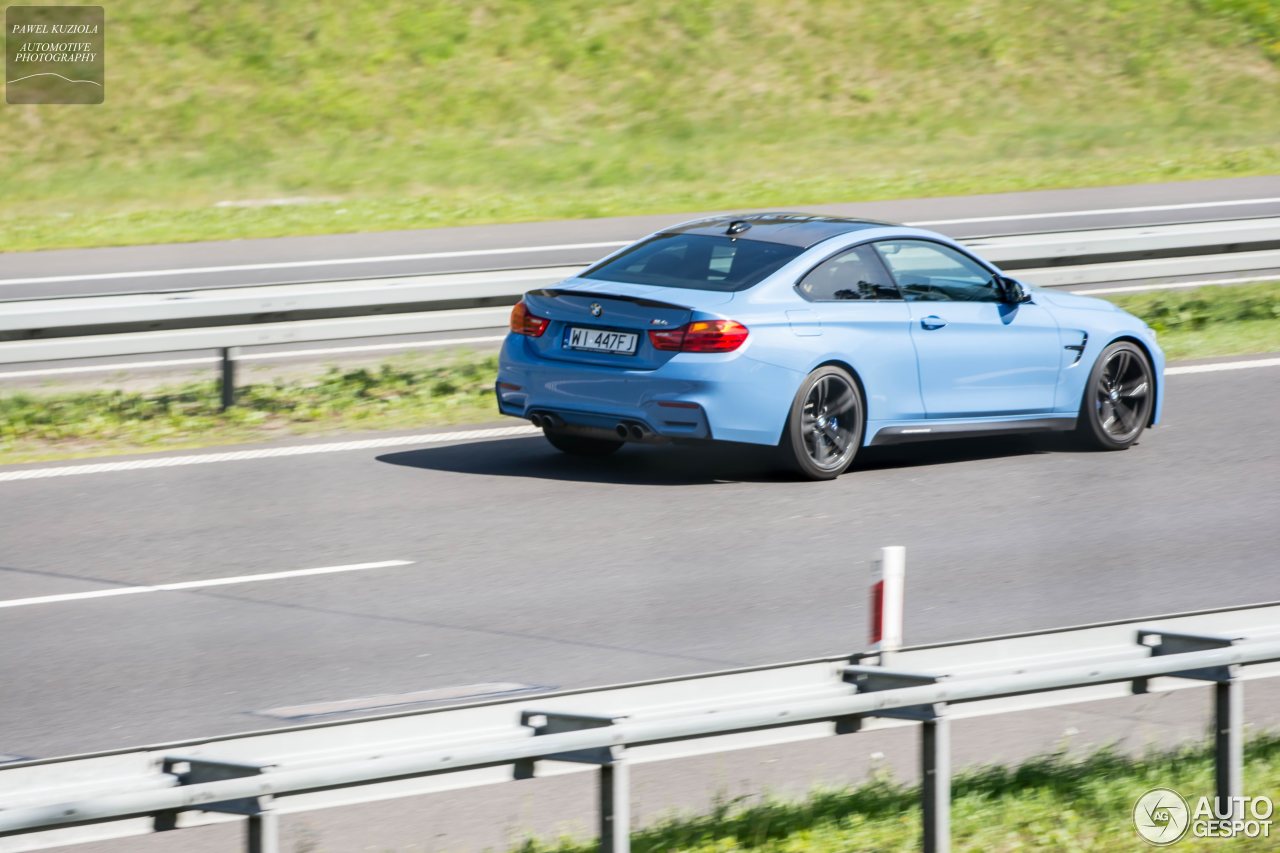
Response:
797,245,901,301
873,240,999,302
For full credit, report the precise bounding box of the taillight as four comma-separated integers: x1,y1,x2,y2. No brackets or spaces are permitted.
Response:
648,320,749,353
510,300,549,337
684,320,749,352
647,327,686,351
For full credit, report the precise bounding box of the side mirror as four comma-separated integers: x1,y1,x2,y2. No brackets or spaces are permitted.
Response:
996,275,1031,304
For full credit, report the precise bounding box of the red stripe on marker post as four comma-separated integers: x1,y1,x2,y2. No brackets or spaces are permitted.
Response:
869,546,905,660
869,579,885,644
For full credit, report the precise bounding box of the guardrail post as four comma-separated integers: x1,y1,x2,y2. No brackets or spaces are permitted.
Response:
516,711,630,853
1136,630,1244,817
246,803,279,853
842,666,949,852
921,714,950,853
217,348,240,409
220,346,238,410
1215,675,1243,817
599,751,630,853
159,756,278,853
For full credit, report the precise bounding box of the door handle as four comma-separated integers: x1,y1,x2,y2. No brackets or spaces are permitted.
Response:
920,315,947,330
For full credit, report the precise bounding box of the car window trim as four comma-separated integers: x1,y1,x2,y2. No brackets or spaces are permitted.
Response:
870,237,1002,303
793,241,906,303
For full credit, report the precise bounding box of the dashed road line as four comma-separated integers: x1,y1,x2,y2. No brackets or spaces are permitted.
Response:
0,560,414,609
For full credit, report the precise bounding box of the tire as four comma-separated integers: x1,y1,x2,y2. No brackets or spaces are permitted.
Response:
1075,341,1154,450
779,365,865,480
543,428,624,457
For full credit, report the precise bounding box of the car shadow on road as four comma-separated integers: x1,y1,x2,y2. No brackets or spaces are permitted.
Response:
378,437,792,486
377,432,1064,485
855,433,1074,471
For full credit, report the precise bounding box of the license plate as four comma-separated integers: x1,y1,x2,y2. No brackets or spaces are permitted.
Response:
566,326,638,355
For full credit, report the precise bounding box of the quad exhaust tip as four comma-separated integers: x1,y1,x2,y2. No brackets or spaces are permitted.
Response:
530,412,562,430
536,415,648,439
616,421,653,441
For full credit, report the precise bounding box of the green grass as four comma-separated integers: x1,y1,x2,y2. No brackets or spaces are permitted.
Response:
1199,0,1280,61
3,1,1279,251
0,282,1275,466
511,735,1280,852
0,353,503,464
1150,318,1280,361
1109,280,1280,360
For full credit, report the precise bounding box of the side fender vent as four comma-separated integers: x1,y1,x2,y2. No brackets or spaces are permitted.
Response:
1064,332,1088,365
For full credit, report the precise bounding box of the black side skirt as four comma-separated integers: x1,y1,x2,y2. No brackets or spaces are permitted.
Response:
870,417,1077,446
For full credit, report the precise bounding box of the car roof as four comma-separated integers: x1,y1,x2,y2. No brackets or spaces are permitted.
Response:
662,213,898,248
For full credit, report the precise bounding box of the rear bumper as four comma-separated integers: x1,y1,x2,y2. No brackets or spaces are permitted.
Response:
496,335,801,445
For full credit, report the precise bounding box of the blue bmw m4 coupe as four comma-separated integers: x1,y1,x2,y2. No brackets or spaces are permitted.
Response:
496,213,1163,480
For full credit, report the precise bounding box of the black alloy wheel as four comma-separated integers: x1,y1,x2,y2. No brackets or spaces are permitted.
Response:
1077,341,1154,450
781,365,864,480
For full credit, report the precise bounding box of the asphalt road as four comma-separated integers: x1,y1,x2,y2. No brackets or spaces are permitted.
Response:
0,358,1277,759
2,175,1280,300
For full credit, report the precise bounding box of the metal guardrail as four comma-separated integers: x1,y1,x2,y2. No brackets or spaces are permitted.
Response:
8,217,1279,333
1,219,1277,392
963,216,1280,267
1,609,1278,853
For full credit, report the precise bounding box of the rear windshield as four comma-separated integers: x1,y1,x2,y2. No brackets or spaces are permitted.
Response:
581,233,802,292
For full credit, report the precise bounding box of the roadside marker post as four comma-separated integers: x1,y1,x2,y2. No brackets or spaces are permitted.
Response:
869,545,906,665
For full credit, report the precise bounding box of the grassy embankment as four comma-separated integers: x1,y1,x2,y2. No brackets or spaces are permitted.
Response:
508,735,1280,852
0,281,1275,465
1,0,1278,251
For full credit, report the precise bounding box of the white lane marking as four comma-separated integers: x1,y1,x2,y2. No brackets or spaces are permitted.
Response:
1167,357,1280,375
1070,276,1275,295
4,197,1279,288
1,356,1277,482
0,560,413,610
0,335,507,379
910,197,1280,226
0,425,540,482
0,242,624,287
